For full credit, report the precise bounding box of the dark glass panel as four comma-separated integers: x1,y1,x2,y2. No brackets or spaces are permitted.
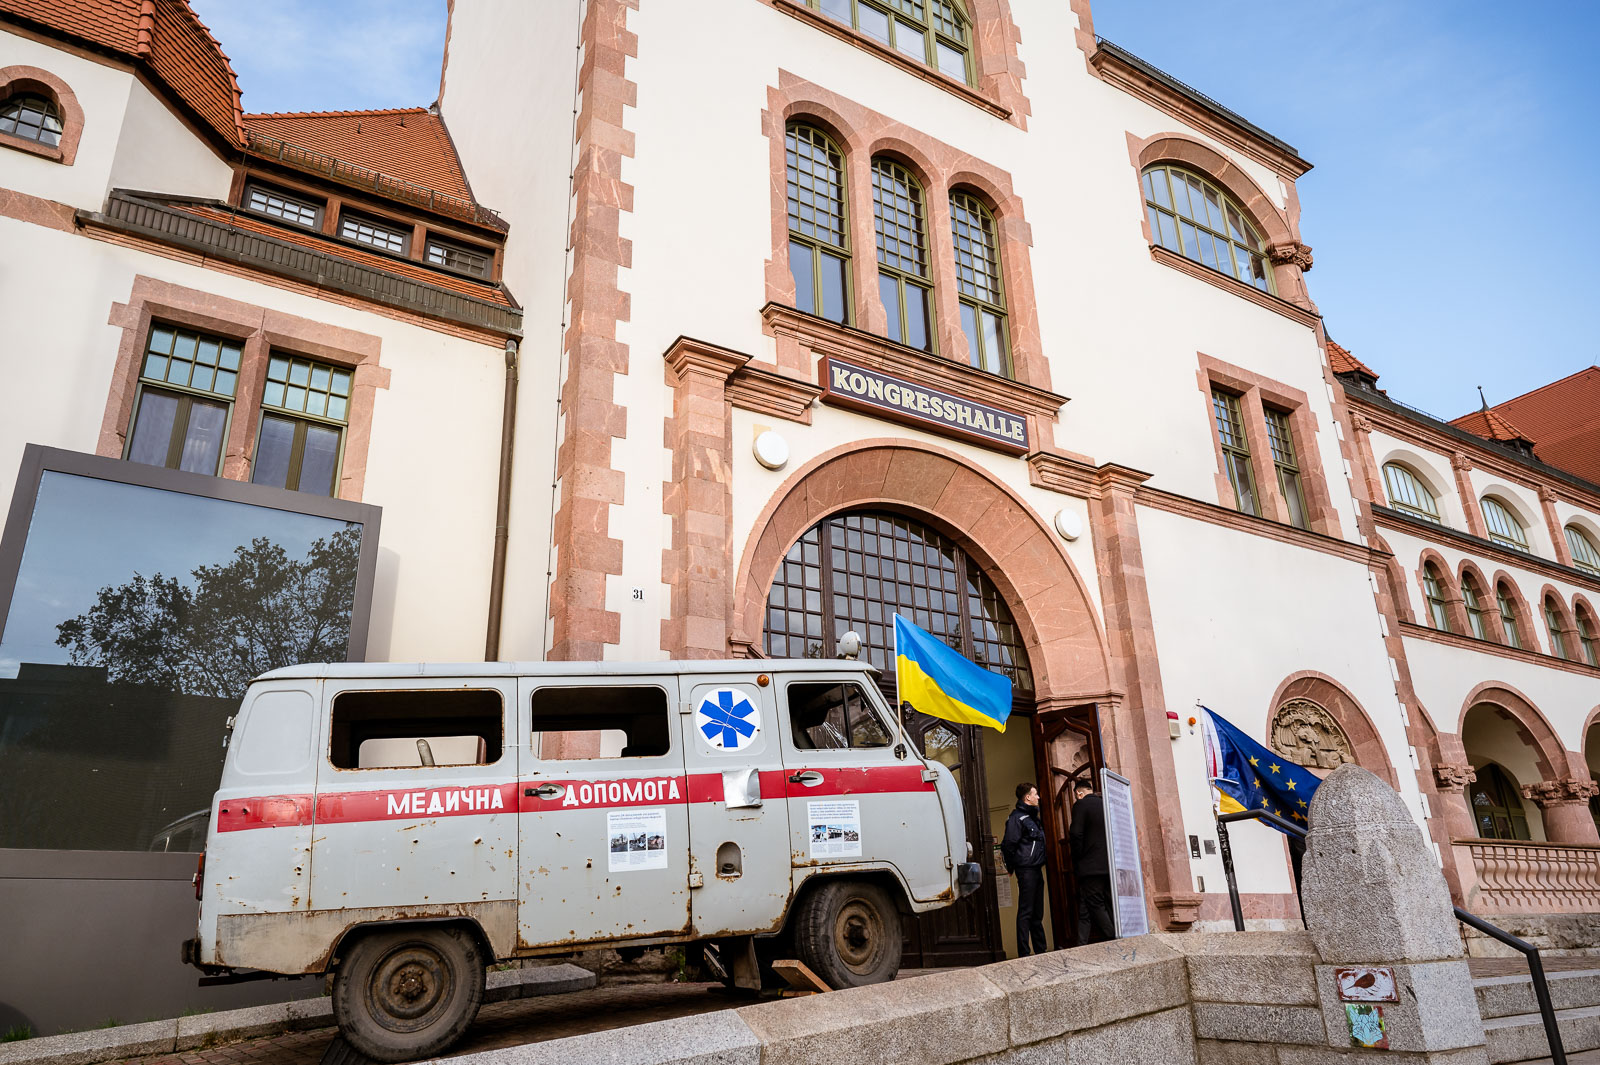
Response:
127,391,179,467
251,414,296,489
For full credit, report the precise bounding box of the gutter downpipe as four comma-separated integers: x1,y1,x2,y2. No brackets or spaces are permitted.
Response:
485,336,519,661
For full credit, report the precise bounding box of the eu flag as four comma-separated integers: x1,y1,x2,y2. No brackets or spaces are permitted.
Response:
894,614,1013,732
1201,708,1319,830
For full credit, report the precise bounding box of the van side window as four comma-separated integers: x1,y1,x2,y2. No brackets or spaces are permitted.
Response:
330,689,504,769
530,686,671,759
788,683,891,750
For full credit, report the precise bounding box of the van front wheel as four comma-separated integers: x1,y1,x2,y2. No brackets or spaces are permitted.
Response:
333,924,485,1062
794,879,902,988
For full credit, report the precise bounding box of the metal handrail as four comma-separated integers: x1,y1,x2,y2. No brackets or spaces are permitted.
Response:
1215,808,1567,1064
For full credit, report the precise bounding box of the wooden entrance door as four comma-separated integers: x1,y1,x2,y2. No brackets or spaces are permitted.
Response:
1033,705,1104,947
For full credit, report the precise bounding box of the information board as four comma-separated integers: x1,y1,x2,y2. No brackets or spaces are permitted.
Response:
1101,768,1149,938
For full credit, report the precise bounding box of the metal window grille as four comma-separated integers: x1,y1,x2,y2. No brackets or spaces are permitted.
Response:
1382,463,1442,523
762,510,1033,697
340,213,408,254
0,92,63,146
245,185,320,228
1480,497,1528,549
1142,165,1272,293
1212,390,1259,516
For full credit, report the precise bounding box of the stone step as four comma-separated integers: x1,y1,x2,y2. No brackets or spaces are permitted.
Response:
1483,1003,1600,1064
1476,969,1600,1020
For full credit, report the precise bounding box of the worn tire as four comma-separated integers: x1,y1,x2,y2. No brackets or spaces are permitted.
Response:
793,879,902,988
332,924,485,1063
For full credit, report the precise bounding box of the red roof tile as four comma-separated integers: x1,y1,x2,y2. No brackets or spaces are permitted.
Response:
0,0,243,145
166,201,514,308
1326,340,1378,380
1450,408,1533,445
1450,367,1600,483
242,109,472,202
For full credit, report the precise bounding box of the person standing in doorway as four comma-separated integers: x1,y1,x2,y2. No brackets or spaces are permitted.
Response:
1001,782,1049,957
1068,778,1115,944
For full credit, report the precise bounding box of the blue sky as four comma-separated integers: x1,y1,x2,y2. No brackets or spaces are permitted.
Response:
193,0,1600,421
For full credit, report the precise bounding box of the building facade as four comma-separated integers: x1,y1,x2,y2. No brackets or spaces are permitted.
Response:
2,0,1598,1036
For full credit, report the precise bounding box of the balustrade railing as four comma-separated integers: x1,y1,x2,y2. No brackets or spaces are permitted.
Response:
1457,838,1600,914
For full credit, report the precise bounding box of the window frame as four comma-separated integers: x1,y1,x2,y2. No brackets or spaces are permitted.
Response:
424,234,493,278
1566,525,1600,576
1263,407,1307,530
338,208,412,256
1142,164,1274,294
1496,583,1524,650
123,323,247,478
785,123,853,325
1480,496,1529,551
242,181,324,230
949,189,1010,379
1462,576,1488,641
871,156,935,352
1382,463,1443,524
1422,563,1454,633
0,90,62,147
1544,596,1570,660
1211,388,1259,517
807,0,976,87
249,353,354,498
1577,607,1600,667
1466,762,1531,841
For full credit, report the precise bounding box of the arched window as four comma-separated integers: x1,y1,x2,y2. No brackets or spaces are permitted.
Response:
1566,525,1600,575
1496,582,1524,650
1142,165,1272,292
1544,596,1570,660
0,90,62,146
811,0,975,85
1466,763,1531,841
1382,463,1442,524
950,190,1009,377
1422,563,1453,632
872,157,933,352
786,124,850,324
1480,497,1528,550
1577,606,1599,667
1461,574,1488,640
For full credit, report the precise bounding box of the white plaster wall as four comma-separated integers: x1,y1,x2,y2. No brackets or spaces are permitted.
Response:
1136,505,1418,902
107,76,231,200
0,217,504,665
0,30,133,210
435,0,579,660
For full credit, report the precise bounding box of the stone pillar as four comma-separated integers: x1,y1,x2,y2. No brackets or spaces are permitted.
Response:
1302,765,1486,1058
1432,763,1479,842
1450,453,1486,538
1521,779,1600,845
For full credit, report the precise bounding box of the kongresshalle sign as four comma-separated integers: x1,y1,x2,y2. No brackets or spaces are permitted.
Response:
820,356,1029,454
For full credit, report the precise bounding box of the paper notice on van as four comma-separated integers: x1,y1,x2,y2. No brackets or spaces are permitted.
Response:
607,807,668,872
807,800,862,859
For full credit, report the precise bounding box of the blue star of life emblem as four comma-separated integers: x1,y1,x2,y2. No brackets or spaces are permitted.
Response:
697,688,760,750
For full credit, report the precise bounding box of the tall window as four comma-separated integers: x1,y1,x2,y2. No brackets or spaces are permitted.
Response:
251,355,351,497
1462,576,1488,640
126,325,241,476
785,124,850,325
1566,525,1600,575
950,190,1008,377
1544,596,1569,660
1466,763,1531,841
1382,463,1442,523
1142,165,1272,292
1496,583,1524,650
1480,497,1528,550
872,158,933,352
1264,408,1307,529
1577,608,1599,667
1422,563,1453,632
1211,389,1258,516
0,91,63,146
811,0,975,84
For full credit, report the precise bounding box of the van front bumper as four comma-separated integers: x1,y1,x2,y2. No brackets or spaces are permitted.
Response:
956,861,982,898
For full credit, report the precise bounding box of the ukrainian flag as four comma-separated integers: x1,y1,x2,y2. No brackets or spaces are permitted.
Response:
894,614,1013,732
1201,707,1320,830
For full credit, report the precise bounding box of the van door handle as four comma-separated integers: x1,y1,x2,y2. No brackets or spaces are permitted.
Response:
788,771,823,787
526,784,564,799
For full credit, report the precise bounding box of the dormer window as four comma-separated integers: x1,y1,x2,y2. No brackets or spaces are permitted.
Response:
425,236,490,278
340,211,409,255
0,91,62,146
244,183,322,228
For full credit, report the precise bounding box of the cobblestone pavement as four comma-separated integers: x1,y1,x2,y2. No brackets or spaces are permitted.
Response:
110,982,734,1065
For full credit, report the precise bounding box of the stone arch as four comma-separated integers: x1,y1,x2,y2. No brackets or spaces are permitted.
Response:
1267,672,1398,786
0,64,84,165
1457,682,1570,783
1456,559,1502,641
1478,485,1541,547
779,103,863,159
1376,448,1455,519
733,438,1111,700
1489,570,1535,650
1133,133,1293,248
1573,594,1600,664
1370,532,1415,625
1535,583,1578,659
1415,547,1468,634
866,136,941,192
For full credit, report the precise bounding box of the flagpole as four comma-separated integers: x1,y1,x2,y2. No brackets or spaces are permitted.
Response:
1199,703,1247,933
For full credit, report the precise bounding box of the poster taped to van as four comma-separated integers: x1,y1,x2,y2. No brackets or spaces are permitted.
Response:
607,807,668,871
808,800,862,858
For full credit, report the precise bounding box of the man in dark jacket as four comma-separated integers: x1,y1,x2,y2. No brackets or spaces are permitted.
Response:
1000,782,1049,957
1068,778,1115,944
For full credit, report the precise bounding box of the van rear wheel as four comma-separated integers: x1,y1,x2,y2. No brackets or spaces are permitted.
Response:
333,924,485,1062
794,879,902,988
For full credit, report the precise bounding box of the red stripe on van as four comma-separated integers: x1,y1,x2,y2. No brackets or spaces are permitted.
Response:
215,794,314,831
764,765,937,798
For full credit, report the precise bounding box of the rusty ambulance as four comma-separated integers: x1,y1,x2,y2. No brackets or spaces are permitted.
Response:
186,659,981,1061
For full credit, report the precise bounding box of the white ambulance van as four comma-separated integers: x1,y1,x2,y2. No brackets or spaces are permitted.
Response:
186,660,981,1061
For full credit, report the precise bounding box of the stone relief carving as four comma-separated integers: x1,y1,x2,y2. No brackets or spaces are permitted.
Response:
1271,698,1355,770
1520,778,1600,805
1267,240,1315,271
1433,763,1477,789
